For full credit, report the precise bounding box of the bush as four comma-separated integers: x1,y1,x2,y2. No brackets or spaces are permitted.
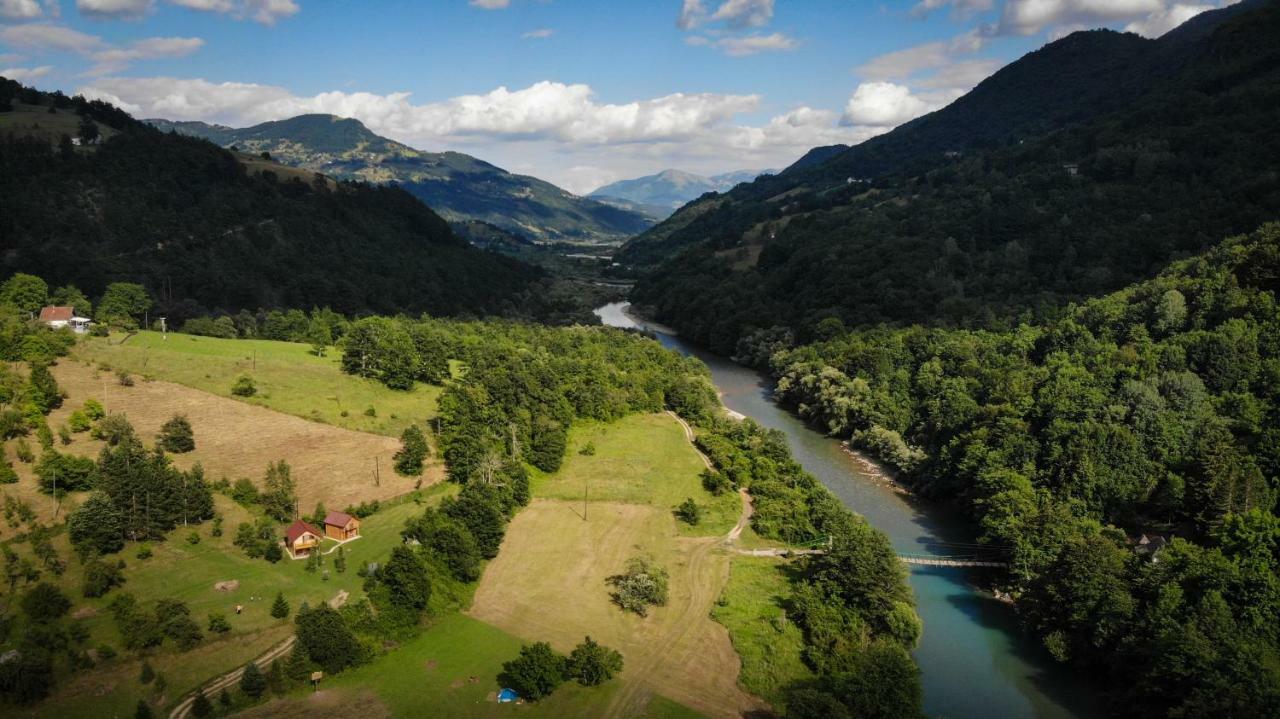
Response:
92,413,135,445
187,531,200,545
139,661,155,684
230,477,259,505
701,469,731,496
606,556,669,617
567,636,623,686
14,437,33,463
158,415,195,453
68,410,92,433
57,425,71,445
136,545,152,560
34,450,97,494
294,604,361,673
674,498,701,525
22,582,71,622
83,558,126,598
231,375,256,397
83,399,106,420
207,612,231,634
117,370,134,387
501,642,567,701
239,661,266,699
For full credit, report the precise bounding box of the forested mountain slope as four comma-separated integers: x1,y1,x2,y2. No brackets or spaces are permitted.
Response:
765,223,1280,716
625,0,1280,353
0,79,549,321
148,114,654,244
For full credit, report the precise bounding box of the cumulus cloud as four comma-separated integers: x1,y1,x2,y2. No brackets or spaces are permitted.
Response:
842,81,934,127
522,28,553,39
1,64,53,80
709,0,773,28
910,0,994,20
469,0,510,8
77,0,153,19
0,22,205,73
679,0,792,56
0,0,42,19
1124,2,1215,37
77,75,892,192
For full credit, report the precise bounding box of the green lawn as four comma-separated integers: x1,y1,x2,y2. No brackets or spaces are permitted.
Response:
531,414,741,537
2,485,459,719
710,556,812,710
77,331,441,438
277,613,704,719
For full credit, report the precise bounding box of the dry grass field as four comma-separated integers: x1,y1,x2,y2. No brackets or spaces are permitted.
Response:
0,359,440,530
469,499,763,718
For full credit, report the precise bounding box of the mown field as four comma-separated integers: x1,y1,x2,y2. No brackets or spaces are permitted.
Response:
4,486,460,719
76,331,440,438
532,414,741,538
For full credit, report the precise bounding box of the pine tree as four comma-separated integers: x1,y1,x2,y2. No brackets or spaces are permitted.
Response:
219,687,231,707
261,460,297,522
239,661,266,699
268,659,285,694
285,647,311,683
270,592,289,619
157,415,195,453
191,689,212,718
334,545,347,574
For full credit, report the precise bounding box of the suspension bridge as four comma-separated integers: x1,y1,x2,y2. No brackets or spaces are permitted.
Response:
732,537,1010,568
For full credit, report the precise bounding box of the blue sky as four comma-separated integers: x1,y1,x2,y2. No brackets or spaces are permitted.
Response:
0,1,1240,192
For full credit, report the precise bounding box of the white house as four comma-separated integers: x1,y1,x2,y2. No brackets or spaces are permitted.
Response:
38,306,92,333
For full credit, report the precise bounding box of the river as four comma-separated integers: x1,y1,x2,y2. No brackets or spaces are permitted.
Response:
594,302,1100,719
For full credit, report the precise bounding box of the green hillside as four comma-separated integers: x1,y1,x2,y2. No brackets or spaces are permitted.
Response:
147,114,654,245
626,0,1280,354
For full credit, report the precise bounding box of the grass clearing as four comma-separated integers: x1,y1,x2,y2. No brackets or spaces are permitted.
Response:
76,331,440,438
469,499,763,718
231,613,704,719
533,414,740,538
710,556,812,709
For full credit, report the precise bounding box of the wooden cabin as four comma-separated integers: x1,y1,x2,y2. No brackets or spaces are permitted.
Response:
38,306,92,333
323,511,361,541
285,520,323,559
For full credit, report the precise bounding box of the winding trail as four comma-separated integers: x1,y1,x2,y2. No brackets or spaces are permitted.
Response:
167,590,349,719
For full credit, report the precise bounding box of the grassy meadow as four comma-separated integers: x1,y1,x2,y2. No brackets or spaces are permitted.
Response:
532,414,741,538
76,331,440,438
710,556,812,709
3,486,460,719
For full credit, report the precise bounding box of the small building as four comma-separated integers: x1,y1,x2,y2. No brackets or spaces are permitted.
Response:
323,510,361,541
1062,163,1080,177
285,520,324,559
38,306,92,333
1136,534,1168,561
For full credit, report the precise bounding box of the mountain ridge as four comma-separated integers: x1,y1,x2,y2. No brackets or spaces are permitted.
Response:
147,114,654,245
587,167,774,218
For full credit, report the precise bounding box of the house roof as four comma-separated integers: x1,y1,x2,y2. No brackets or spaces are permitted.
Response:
38,306,74,322
285,520,321,544
324,510,357,527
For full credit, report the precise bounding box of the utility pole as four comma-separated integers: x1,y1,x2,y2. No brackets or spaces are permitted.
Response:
51,471,60,520
373,456,380,487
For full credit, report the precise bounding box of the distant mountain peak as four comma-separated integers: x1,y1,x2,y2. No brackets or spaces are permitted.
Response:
588,167,775,219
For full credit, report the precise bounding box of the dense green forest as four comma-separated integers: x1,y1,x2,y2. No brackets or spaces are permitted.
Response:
757,225,1280,715
0,79,577,324
626,0,1280,354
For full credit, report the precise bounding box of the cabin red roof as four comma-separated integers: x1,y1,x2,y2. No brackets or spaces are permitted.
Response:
38,306,74,322
285,520,321,545
324,510,357,528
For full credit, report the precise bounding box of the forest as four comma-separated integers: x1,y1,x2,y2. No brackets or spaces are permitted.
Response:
627,0,1280,355
751,225,1280,715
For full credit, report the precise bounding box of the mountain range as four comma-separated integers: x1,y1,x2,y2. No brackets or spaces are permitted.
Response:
587,168,774,219
625,0,1280,354
146,115,653,245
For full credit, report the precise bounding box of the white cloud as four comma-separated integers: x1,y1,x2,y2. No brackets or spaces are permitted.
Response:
1,64,53,80
77,0,152,19
997,0,1162,36
0,0,42,19
842,81,933,127
0,23,106,53
78,75,889,192
522,28,553,39
691,31,796,56
0,52,25,62
676,0,704,29
469,0,509,8
1124,2,1214,37
167,0,296,24
88,35,202,74
709,0,773,28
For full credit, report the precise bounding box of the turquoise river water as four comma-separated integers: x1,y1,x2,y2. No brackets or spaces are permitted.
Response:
595,302,1101,719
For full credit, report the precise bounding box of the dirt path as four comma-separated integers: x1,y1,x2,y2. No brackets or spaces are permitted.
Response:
168,591,348,719
666,411,711,470
725,489,753,545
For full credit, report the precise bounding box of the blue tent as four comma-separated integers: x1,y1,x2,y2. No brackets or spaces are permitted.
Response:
498,688,519,703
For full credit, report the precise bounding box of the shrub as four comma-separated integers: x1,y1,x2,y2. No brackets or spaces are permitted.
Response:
57,425,72,445
187,531,200,545
96,643,117,661
14,437,33,463
239,661,266,699
83,399,106,420
579,442,596,456
92,413,136,445
231,375,256,397
68,410,92,433
34,450,98,494
701,469,731,495
139,661,155,685
0,457,17,485
136,545,152,560
22,582,71,622
83,558,126,598
501,642,567,701
157,415,195,453
117,370,134,387
606,556,669,617
674,498,701,526
230,477,260,505
393,425,429,476
207,612,231,634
